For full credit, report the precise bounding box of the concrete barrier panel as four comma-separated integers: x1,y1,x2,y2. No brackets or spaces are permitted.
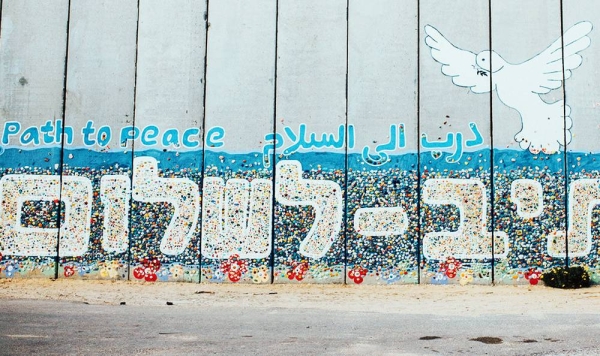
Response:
59,0,138,280
563,0,600,283
201,0,276,284
130,0,206,283
0,0,69,279
346,0,419,285
491,0,566,285
274,0,347,283
419,0,494,285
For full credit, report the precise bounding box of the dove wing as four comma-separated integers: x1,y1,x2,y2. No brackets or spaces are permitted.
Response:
424,25,492,94
518,21,592,94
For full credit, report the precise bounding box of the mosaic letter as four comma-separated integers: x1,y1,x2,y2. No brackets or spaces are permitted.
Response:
100,175,131,253
202,177,272,259
354,207,408,236
548,179,600,257
423,179,508,260
132,157,200,255
275,160,343,258
511,179,543,219
0,175,92,256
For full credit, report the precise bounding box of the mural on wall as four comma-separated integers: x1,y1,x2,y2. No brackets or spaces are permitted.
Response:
425,21,592,154
2,0,600,286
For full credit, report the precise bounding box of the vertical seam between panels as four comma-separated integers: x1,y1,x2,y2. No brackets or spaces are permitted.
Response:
270,0,280,284
199,0,210,282
488,0,495,284
127,0,142,281
0,1,4,39
416,0,422,284
559,0,569,267
56,0,73,279
344,0,349,285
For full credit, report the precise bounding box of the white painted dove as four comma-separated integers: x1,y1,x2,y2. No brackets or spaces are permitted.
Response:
424,22,592,154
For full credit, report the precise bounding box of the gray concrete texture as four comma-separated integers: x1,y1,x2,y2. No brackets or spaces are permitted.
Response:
3,1,598,150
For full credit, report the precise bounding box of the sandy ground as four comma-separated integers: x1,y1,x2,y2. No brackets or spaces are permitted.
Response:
1,279,599,316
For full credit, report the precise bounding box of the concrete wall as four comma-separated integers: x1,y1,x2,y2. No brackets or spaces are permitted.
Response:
1,0,599,285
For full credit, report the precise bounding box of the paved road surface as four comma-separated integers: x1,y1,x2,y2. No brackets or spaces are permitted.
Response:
0,299,599,355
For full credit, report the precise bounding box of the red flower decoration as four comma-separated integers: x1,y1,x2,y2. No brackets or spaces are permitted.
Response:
63,265,75,278
348,266,368,284
132,266,145,280
132,257,161,282
286,261,309,281
439,257,462,279
144,273,158,282
524,268,542,285
220,254,248,283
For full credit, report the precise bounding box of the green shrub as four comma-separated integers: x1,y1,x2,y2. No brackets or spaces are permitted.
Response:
541,266,591,289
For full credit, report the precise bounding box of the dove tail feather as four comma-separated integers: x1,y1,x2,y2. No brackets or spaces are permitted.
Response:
562,101,573,129
562,101,573,144
515,100,573,153
553,100,573,143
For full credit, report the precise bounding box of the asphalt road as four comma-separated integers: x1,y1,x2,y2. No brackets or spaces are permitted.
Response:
0,299,599,355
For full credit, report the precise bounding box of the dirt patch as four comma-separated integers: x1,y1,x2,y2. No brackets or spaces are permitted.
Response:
0,279,599,317
470,336,503,344
544,338,561,342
